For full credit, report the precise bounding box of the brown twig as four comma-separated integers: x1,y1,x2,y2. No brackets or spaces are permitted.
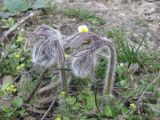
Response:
37,94,54,104
1,11,41,42
25,69,48,103
40,89,64,120
136,73,160,103
37,81,57,94
136,73,160,114
23,103,46,114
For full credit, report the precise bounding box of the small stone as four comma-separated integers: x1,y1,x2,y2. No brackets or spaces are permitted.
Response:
146,32,152,38
146,0,155,2
112,7,119,11
144,7,156,15
119,13,126,17
55,0,65,3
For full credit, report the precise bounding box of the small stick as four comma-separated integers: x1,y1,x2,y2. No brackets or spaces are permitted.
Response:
25,69,48,103
136,73,160,103
1,11,40,42
40,89,63,120
23,103,46,114
136,73,160,114
37,81,57,94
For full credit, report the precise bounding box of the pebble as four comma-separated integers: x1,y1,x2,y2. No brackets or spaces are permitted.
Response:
146,32,152,38
119,13,126,17
146,0,156,2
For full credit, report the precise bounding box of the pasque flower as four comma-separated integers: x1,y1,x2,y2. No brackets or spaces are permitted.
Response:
78,25,89,33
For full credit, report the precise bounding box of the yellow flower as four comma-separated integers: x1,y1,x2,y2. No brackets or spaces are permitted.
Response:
78,25,89,33
129,103,137,109
61,91,66,96
16,35,24,42
10,85,14,88
16,64,25,70
20,64,25,67
55,116,62,120
5,84,17,94
16,66,21,70
13,52,20,58
13,88,17,92
64,54,69,59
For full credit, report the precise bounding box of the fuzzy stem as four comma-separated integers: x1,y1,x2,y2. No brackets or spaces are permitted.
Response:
103,42,116,95
60,68,68,95
58,57,68,95
94,85,100,113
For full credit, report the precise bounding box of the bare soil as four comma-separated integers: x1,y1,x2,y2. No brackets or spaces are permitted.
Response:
54,0,160,50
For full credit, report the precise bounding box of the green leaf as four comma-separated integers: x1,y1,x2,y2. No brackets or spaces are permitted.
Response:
1,105,12,113
0,89,4,96
115,80,128,87
104,105,114,117
147,103,160,115
3,0,30,12
18,109,26,117
1,79,12,91
32,0,50,9
12,97,23,108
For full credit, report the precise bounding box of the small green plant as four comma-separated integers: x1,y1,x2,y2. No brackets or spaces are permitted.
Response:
115,63,131,87
57,88,97,119
64,8,105,25
1,17,15,28
0,30,32,77
0,97,25,120
140,50,160,72
106,28,144,66
94,58,108,80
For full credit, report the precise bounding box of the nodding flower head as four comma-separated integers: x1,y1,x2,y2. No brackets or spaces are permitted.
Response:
25,25,62,49
71,50,95,77
26,25,64,68
65,31,117,95
65,32,109,77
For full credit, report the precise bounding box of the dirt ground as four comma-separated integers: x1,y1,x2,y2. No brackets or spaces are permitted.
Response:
53,0,160,51
0,1,160,119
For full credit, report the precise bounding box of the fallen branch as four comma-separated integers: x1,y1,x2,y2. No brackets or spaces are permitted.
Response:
136,73,160,114
137,73,160,103
37,94,54,104
40,89,63,120
38,81,57,94
25,69,48,103
23,103,46,115
1,10,41,42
